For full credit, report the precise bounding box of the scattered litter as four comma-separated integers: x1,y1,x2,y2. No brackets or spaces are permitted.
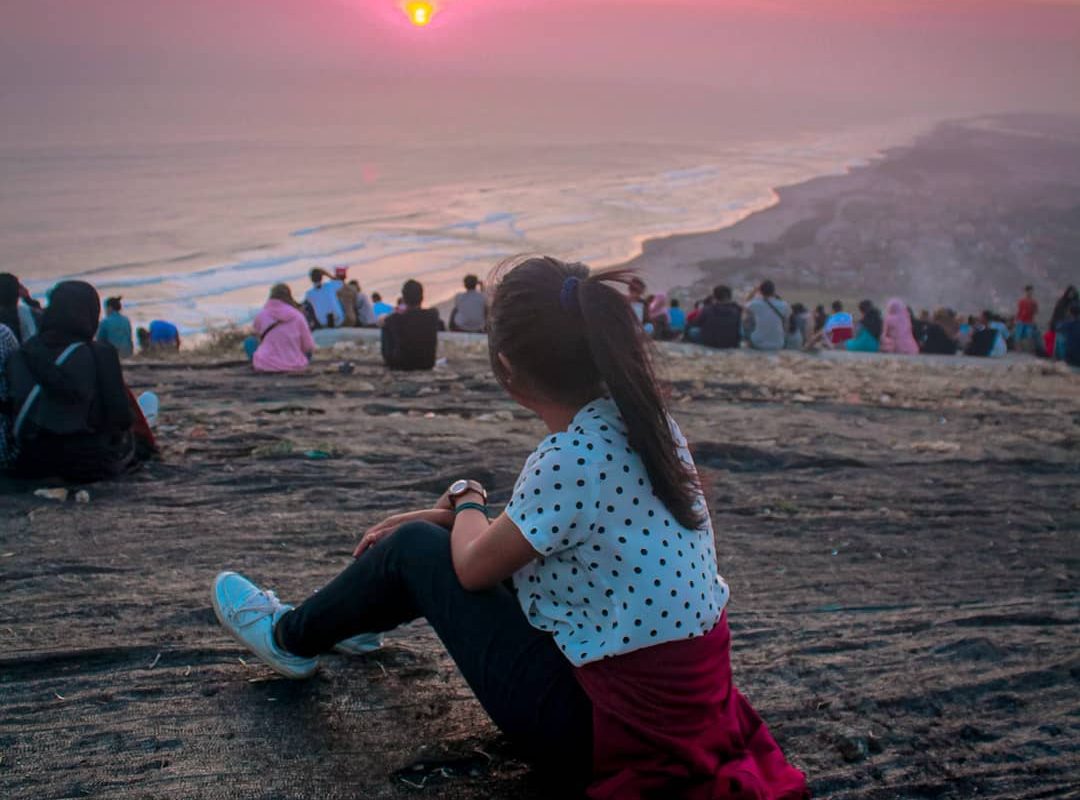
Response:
183,666,192,677
910,440,961,453
53,691,66,701
75,490,91,505
1,552,14,558
34,488,69,503
303,450,333,460
423,412,437,419
148,652,162,669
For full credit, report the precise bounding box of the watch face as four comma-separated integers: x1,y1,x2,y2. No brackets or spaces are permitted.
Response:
449,479,469,496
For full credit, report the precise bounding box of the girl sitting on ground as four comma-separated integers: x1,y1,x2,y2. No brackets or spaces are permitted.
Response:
845,300,883,353
246,283,316,373
211,256,809,799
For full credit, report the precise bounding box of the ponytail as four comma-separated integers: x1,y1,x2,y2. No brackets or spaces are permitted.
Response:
488,256,705,531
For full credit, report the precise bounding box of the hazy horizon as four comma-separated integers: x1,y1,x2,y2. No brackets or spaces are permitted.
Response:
3,1,1079,121
2,1,1078,330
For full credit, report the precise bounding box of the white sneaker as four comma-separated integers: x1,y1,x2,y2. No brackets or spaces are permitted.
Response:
334,632,384,656
211,571,318,679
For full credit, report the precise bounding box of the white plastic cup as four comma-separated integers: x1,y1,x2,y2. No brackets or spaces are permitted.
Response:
138,391,160,428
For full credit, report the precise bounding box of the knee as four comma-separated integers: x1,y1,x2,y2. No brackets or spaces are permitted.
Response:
384,521,451,561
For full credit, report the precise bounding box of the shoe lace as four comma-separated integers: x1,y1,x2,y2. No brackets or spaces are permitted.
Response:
232,588,284,629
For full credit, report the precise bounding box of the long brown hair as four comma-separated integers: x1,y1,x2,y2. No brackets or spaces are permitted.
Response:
488,256,705,531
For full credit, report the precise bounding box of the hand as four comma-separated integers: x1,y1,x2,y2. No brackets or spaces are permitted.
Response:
353,508,454,558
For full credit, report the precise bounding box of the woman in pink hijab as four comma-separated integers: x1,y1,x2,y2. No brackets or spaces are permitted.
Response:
251,284,316,372
880,298,920,355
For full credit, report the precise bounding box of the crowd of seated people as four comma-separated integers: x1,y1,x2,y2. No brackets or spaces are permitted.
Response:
662,280,1079,367
1,279,157,481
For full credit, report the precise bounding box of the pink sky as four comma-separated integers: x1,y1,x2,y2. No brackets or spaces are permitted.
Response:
2,0,1078,117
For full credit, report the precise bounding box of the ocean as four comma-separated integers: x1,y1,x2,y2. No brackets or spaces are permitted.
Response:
0,81,934,335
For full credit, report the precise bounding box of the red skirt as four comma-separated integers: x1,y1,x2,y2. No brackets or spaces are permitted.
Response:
575,613,809,799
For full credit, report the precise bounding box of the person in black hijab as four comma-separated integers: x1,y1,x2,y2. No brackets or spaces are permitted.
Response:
6,281,150,481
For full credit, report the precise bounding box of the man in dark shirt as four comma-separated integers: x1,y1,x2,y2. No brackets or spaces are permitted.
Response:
380,279,444,371
695,285,743,349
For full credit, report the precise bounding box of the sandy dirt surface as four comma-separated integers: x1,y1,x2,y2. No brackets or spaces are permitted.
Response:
2,340,1078,799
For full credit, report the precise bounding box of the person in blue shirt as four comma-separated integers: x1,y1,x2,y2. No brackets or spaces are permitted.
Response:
137,320,181,353
371,292,394,321
96,297,134,357
667,298,687,335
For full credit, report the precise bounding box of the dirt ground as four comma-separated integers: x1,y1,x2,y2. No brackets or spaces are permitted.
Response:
2,341,1078,799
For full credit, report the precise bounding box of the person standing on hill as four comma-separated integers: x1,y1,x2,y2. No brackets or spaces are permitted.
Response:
743,280,790,351
210,256,808,799
449,274,488,333
1014,285,1039,352
96,297,134,357
380,279,444,371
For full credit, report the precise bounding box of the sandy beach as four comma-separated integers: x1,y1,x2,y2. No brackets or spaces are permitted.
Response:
2,339,1077,799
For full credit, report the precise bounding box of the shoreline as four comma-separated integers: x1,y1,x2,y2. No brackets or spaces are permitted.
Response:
616,113,1080,312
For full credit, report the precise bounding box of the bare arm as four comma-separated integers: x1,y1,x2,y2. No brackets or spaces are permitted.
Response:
450,510,538,591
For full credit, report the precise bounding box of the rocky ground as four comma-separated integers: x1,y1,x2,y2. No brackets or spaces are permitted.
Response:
2,340,1078,799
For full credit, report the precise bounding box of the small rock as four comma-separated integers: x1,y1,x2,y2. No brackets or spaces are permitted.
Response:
75,490,91,504
836,734,869,763
34,488,69,503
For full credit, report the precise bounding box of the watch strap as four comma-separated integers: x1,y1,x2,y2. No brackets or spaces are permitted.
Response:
453,502,489,517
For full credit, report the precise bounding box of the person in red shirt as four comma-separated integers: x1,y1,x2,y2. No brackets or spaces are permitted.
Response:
1015,285,1039,351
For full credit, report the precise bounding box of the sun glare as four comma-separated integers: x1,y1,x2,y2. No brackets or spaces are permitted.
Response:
404,1,436,27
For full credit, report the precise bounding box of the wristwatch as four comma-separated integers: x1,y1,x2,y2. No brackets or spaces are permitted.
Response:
447,479,487,508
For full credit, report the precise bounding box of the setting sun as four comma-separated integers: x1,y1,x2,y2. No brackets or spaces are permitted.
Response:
404,1,436,27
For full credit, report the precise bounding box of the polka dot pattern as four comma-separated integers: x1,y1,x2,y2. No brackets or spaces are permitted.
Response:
507,398,729,667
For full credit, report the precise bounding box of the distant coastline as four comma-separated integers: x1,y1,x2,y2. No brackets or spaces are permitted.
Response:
620,113,1080,313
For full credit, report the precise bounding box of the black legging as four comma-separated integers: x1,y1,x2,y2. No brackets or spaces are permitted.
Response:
275,521,594,785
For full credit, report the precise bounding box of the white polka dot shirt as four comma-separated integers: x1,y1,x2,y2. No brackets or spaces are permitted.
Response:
507,398,729,666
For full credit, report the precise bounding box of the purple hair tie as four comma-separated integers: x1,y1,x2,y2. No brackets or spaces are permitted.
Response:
560,276,581,314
